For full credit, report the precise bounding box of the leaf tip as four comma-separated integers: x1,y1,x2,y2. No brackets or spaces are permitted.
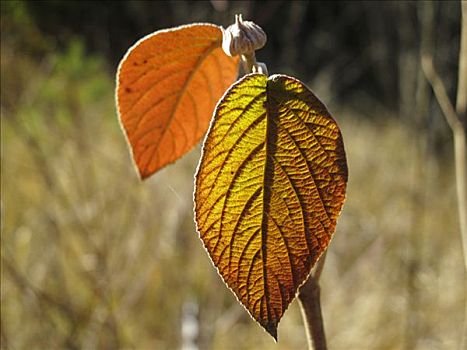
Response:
264,323,278,341
137,167,151,181
139,174,149,181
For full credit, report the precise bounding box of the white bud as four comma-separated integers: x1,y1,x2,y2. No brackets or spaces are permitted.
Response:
222,14,267,57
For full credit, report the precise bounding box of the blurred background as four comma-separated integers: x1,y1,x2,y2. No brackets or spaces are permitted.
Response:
1,1,465,349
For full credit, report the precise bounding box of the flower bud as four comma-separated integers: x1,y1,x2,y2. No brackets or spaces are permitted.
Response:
222,14,267,57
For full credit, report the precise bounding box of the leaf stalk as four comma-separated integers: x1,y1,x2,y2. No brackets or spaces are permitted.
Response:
298,253,328,350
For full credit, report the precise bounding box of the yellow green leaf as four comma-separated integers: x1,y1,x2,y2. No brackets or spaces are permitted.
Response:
194,73,348,339
116,23,239,179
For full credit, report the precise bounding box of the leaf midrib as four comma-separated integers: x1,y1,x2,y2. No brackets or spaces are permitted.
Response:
142,38,222,174
259,77,275,334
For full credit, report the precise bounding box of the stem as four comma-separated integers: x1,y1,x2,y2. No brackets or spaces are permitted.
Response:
298,253,328,350
455,0,467,270
421,2,467,347
240,52,268,76
457,1,467,122
240,52,257,73
455,4,467,347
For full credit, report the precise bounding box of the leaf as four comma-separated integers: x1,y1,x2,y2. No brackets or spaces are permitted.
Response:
116,23,239,179
194,73,348,339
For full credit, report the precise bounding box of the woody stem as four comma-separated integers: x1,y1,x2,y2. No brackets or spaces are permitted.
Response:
240,52,257,74
298,253,328,350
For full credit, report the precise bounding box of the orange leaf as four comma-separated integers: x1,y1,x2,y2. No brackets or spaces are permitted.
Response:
116,24,239,179
194,73,348,339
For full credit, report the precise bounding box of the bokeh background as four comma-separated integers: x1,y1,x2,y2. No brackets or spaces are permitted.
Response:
1,1,465,349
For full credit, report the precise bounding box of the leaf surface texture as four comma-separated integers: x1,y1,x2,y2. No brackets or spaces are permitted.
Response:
117,23,239,179
195,73,348,338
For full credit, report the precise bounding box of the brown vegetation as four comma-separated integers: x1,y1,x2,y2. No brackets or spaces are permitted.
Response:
1,1,464,349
